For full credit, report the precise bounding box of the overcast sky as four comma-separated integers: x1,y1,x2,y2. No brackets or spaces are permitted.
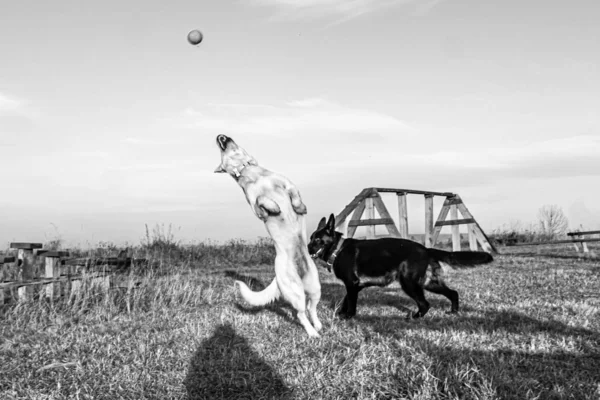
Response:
1,0,599,248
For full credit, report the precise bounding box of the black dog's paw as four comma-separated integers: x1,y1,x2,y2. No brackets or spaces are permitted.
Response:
406,311,425,320
337,311,355,320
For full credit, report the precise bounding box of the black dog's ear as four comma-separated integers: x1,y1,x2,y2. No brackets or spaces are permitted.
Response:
316,217,327,230
326,214,335,232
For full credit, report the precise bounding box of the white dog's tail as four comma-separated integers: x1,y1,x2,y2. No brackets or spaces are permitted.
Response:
235,278,280,306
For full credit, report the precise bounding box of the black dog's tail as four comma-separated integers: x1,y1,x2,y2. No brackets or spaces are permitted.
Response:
427,248,493,268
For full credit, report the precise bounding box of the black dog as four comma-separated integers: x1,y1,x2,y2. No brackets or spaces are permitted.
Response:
307,214,494,319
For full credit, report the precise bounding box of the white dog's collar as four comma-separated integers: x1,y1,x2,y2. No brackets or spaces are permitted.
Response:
232,163,249,178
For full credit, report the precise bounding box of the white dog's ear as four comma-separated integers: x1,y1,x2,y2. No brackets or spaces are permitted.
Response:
214,164,226,173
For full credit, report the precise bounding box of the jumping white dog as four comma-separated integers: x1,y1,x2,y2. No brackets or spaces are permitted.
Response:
214,134,322,337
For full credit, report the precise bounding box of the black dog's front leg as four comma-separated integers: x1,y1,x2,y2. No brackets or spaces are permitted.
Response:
339,294,349,315
338,280,360,319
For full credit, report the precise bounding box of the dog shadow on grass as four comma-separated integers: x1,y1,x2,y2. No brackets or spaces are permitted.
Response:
184,323,290,400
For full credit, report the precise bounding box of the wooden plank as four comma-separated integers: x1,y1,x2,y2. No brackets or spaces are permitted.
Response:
435,218,477,227
17,249,36,301
432,198,452,246
45,257,61,299
424,195,434,248
1,257,17,305
44,251,70,258
0,272,111,290
567,230,600,236
397,193,408,238
10,243,43,250
445,196,464,206
335,188,371,228
508,238,600,247
346,200,366,238
64,257,137,267
365,197,375,239
451,205,460,251
347,218,396,227
468,224,478,251
454,197,498,254
375,188,454,197
372,192,401,237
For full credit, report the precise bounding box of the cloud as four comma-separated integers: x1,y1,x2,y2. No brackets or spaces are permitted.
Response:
174,97,599,185
383,135,600,172
121,137,179,146
180,97,412,139
247,0,443,24
0,92,24,115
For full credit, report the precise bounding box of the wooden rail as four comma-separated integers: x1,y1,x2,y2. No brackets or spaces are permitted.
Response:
507,238,600,247
374,188,455,197
567,230,600,236
506,229,600,253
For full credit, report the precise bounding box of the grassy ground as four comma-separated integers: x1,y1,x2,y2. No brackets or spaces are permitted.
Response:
1,242,599,399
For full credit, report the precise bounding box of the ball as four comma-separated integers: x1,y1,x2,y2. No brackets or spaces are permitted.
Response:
187,30,203,46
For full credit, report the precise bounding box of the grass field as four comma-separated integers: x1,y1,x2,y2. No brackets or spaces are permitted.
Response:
1,240,599,400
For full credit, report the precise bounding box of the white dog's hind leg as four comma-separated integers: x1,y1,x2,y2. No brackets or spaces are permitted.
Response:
297,309,320,338
235,278,280,306
277,276,320,337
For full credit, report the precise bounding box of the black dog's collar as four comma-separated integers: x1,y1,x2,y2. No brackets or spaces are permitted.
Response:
326,238,345,269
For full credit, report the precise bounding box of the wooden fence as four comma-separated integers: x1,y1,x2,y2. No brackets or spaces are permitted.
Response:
1,242,144,306
506,230,600,253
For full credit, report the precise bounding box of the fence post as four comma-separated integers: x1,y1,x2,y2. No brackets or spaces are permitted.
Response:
11,243,43,301
1,256,16,306
44,251,69,300
365,197,375,239
450,204,461,251
424,194,434,248
468,224,478,251
397,192,408,239
581,234,589,253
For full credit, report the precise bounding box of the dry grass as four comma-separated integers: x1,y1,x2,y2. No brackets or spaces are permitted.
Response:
1,241,599,399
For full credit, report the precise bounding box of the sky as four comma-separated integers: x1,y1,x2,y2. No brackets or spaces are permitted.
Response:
1,0,599,248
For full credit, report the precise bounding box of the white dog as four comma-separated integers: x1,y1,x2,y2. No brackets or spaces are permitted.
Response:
214,134,322,337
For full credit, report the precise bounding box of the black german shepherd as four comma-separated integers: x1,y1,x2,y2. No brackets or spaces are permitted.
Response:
307,214,494,319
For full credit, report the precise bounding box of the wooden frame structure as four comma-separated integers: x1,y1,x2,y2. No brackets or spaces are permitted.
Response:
335,187,497,254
